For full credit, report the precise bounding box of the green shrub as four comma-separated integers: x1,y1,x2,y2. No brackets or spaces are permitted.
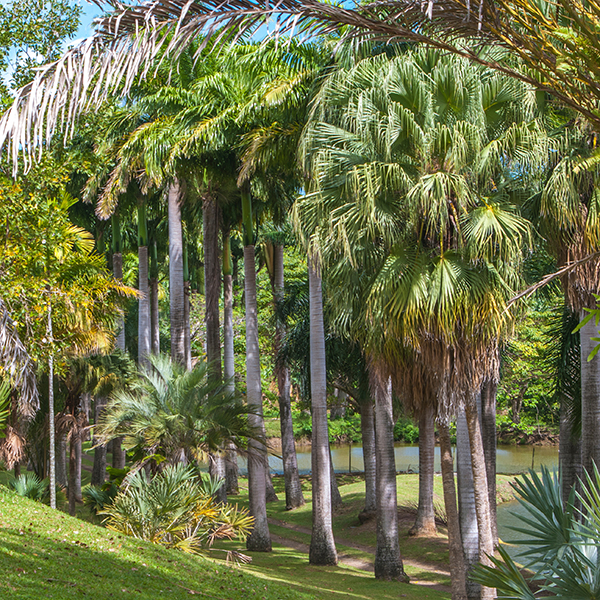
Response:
101,464,253,554
393,417,419,443
7,473,48,501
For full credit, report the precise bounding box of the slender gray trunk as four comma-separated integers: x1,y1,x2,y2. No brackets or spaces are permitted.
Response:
266,471,279,503
138,245,151,367
150,241,160,355
113,252,125,352
74,433,82,501
91,397,107,486
465,395,495,600
184,280,192,370
68,429,80,516
360,399,377,518
56,433,67,488
330,389,347,420
373,375,407,581
308,257,337,566
330,444,343,510
411,404,437,536
579,315,600,477
48,303,56,509
560,400,581,506
225,445,239,494
480,380,497,544
244,244,271,552
168,181,186,365
272,243,305,510
438,420,468,600
457,410,479,600
209,454,227,503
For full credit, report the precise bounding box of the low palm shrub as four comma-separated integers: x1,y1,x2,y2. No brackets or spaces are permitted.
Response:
100,463,253,554
473,466,600,599
7,472,48,501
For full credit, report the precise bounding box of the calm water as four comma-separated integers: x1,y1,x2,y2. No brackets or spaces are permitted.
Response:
235,442,558,476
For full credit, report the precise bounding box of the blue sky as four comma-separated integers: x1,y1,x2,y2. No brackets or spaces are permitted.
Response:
73,0,103,42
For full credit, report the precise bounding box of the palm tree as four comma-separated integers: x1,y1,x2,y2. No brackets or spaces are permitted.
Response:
96,353,254,464
298,47,541,594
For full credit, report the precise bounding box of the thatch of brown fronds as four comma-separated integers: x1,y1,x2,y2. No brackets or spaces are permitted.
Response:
0,425,26,469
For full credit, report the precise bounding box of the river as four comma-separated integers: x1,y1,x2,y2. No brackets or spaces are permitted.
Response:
236,442,559,476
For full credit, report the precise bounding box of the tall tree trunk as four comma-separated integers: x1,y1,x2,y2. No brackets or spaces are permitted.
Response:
272,243,305,510
438,420,468,600
150,241,160,355
330,389,347,420
480,380,497,544
308,256,337,566
112,213,125,352
74,433,82,501
266,471,279,502
560,399,581,506
359,399,377,519
223,230,239,495
47,302,56,509
456,410,480,600
242,189,271,552
464,395,495,600
204,197,222,380
68,431,78,516
578,316,600,478
91,397,107,486
183,243,192,371
138,201,151,368
56,432,67,488
168,180,186,365
329,444,343,510
209,454,227,503
373,374,407,581
410,404,437,536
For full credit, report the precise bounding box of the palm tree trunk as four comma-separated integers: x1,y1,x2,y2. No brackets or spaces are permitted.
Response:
578,315,600,478
223,230,239,495
330,444,343,510
308,256,337,566
138,201,151,368
464,394,495,600
168,180,186,365
56,432,67,488
272,243,305,510
68,430,78,516
183,243,192,371
112,213,125,352
209,454,227,503
74,432,82,501
150,241,160,355
91,397,107,486
204,196,222,381
438,419,468,600
373,374,407,581
47,301,56,509
456,410,480,600
480,380,497,544
560,399,581,506
411,404,437,536
242,189,271,552
266,471,279,502
359,398,377,519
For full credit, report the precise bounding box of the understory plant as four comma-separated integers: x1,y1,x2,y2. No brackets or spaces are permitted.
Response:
473,466,600,599
7,472,48,501
100,463,254,554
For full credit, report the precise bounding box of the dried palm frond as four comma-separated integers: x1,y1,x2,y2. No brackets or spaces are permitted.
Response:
0,298,38,418
0,425,26,469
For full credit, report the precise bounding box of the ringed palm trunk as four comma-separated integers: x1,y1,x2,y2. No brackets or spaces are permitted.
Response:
272,243,305,510
359,398,377,519
438,419,468,600
464,394,495,600
223,229,239,494
112,213,125,352
578,316,600,478
329,444,343,510
480,380,497,544
204,196,225,502
138,201,151,369
410,404,437,536
560,399,581,507
308,256,337,566
56,433,67,488
242,189,271,552
183,243,192,371
373,374,407,581
168,180,186,365
456,410,480,600
91,396,107,486
150,240,160,355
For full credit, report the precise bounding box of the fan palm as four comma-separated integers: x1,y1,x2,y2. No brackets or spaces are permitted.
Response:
96,353,255,466
298,47,543,595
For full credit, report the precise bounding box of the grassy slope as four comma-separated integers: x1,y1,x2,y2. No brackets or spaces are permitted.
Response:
0,486,310,600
